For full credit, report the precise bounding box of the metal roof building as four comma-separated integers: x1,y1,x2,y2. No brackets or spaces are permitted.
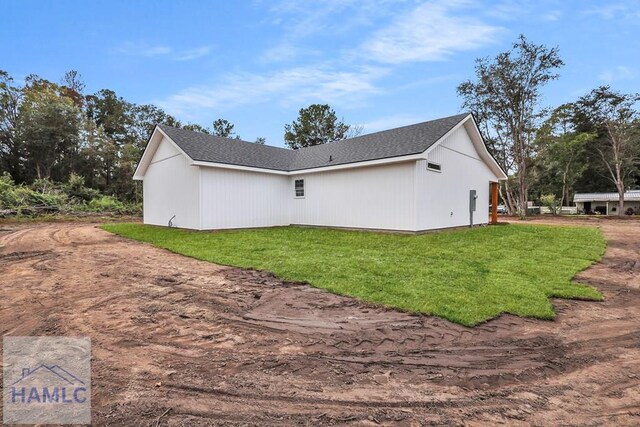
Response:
573,191,640,215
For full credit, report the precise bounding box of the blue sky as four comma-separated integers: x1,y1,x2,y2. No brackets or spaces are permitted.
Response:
2,0,639,146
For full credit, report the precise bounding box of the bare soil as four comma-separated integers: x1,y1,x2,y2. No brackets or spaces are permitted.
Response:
1,218,638,426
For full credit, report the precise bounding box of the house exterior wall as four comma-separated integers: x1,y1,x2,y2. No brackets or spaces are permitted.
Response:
289,161,417,231
141,124,503,232
143,136,201,229
415,125,496,230
199,167,290,229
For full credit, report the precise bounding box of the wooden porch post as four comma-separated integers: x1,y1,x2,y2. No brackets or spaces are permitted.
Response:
491,182,499,225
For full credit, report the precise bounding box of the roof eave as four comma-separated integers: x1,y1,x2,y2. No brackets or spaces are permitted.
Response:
133,126,195,180
192,152,426,176
424,114,508,181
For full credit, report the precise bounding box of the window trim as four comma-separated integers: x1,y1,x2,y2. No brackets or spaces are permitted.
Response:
294,178,305,198
427,161,442,172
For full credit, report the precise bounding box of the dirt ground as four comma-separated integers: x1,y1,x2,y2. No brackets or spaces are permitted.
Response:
0,217,638,426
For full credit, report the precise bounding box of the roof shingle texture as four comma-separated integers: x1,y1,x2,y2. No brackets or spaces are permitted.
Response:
158,113,469,172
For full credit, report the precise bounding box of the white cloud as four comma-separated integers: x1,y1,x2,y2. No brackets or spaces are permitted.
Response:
583,3,640,20
598,65,636,82
113,42,211,61
363,1,502,64
157,65,388,118
265,0,401,39
260,43,299,63
542,10,562,22
483,0,530,20
158,1,503,123
141,46,172,57
259,0,410,63
173,46,212,61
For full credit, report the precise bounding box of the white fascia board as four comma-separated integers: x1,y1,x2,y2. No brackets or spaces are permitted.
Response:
156,127,196,162
424,114,508,181
288,154,423,175
192,153,424,176
133,127,196,180
423,114,473,157
191,161,290,175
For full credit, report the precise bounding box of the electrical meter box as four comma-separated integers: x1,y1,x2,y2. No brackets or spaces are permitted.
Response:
469,189,477,212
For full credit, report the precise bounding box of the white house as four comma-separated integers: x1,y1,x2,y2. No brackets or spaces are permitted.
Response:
574,191,640,215
133,113,507,232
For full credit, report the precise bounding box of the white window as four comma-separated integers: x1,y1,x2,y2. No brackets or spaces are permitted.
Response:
427,162,442,172
294,179,305,197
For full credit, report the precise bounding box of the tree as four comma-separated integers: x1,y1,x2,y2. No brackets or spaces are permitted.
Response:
0,69,187,203
534,104,594,207
130,103,179,152
85,89,131,145
573,87,640,215
16,79,83,180
84,89,131,189
212,118,238,138
0,71,22,180
284,104,351,149
182,123,211,134
540,194,561,215
60,70,85,107
457,35,564,217
346,124,364,139
254,137,266,145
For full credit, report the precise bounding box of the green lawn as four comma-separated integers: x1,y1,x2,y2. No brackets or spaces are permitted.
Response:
102,223,606,326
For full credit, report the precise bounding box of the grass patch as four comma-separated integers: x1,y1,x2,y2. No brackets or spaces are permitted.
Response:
102,223,606,326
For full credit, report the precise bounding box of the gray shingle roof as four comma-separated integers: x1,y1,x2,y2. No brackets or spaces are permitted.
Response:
158,113,469,172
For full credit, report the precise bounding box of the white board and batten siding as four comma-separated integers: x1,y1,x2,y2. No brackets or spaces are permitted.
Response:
199,168,290,230
292,123,498,231
143,136,200,229
289,161,417,231
415,124,496,230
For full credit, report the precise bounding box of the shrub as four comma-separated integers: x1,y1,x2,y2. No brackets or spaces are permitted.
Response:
0,173,18,209
0,172,141,217
540,194,561,215
16,186,66,208
64,173,101,202
87,196,128,213
31,178,59,194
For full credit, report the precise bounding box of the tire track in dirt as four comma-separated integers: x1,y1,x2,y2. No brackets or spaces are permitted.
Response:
0,219,639,425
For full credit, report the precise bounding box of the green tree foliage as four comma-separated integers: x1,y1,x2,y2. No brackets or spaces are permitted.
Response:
182,123,211,134
83,88,180,200
60,70,85,107
284,104,351,149
0,69,258,206
0,69,255,206
533,104,594,207
212,118,237,138
0,69,184,203
16,77,83,180
540,194,561,215
458,35,564,217
573,86,640,215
